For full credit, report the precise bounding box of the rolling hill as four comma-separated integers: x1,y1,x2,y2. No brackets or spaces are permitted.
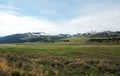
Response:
0,32,71,43
0,31,120,44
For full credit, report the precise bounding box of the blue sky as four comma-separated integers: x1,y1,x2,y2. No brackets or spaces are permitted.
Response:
0,0,120,35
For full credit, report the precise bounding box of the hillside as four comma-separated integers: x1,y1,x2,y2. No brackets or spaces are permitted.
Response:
0,31,120,44
0,32,70,43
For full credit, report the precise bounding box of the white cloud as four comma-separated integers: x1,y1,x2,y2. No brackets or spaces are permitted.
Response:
0,11,59,36
64,10,120,33
0,9,120,36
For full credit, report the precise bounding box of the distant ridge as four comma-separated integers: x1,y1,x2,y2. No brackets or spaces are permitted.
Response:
0,32,70,43
0,31,120,44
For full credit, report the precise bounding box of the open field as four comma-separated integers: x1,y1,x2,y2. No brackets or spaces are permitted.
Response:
0,43,120,76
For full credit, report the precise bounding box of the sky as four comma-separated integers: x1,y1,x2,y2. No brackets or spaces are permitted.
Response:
0,0,120,36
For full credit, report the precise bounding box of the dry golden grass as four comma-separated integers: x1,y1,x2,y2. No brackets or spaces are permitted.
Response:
0,58,9,72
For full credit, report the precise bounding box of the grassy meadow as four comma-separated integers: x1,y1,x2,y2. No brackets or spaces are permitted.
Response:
0,37,120,76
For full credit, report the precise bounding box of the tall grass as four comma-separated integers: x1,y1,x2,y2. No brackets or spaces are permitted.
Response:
0,44,120,76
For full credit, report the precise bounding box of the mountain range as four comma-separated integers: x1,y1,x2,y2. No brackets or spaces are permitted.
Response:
0,31,120,43
0,32,71,43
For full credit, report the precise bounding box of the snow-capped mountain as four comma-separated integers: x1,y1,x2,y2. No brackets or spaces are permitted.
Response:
57,34,71,37
30,32,51,36
0,32,67,43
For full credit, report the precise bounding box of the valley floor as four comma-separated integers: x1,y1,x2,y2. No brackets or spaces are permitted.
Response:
0,44,120,76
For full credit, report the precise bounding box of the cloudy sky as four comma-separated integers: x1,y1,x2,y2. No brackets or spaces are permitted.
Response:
0,0,120,36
